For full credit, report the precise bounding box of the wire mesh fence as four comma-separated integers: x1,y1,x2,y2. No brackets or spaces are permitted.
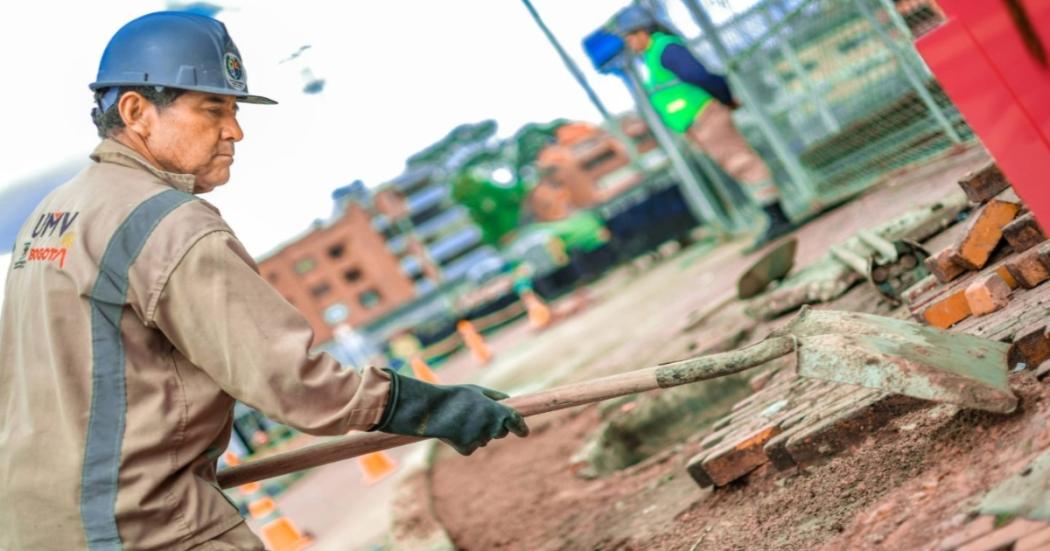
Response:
673,0,972,212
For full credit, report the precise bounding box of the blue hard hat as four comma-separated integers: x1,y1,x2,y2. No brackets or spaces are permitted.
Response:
90,11,276,111
614,5,656,36
583,29,625,73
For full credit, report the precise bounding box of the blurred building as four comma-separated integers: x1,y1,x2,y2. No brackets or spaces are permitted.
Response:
372,167,504,294
256,181,415,345
257,168,505,345
528,115,658,222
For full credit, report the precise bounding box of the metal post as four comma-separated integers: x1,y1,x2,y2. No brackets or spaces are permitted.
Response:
681,0,819,208
875,0,935,78
685,138,756,230
761,5,840,134
876,0,915,41
853,0,962,144
519,0,643,165
621,62,734,232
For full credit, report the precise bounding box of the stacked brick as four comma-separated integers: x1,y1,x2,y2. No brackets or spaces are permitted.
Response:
910,162,1050,331
683,162,1050,490
684,366,923,488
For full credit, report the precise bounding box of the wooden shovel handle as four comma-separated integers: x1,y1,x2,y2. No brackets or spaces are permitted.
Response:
217,337,794,488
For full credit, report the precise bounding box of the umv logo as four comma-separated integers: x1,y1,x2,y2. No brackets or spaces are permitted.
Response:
31,211,79,238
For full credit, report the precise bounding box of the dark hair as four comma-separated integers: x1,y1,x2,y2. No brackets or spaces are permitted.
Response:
646,24,675,36
91,86,185,138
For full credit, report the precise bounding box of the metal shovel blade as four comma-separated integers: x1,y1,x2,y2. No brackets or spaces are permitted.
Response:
773,308,1017,414
738,237,798,299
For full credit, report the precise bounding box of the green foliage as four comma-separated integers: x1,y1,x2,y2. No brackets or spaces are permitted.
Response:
406,120,498,169
510,119,568,173
450,172,526,246
412,118,571,247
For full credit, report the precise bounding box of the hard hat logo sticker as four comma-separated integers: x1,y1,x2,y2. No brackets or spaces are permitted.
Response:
224,52,246,90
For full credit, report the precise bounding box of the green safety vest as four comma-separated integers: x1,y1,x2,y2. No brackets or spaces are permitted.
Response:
643,32,713,133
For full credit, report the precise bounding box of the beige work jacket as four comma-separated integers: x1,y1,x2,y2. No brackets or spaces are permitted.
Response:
0,139,392,550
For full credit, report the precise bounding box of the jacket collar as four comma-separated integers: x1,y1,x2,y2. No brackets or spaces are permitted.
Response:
90,139,197,194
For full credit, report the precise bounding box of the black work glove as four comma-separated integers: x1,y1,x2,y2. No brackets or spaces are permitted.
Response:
371,368,529,455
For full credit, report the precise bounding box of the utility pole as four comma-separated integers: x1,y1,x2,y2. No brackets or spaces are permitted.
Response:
519,0,643,165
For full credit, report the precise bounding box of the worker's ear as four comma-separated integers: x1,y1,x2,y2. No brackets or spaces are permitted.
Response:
118,91,155,138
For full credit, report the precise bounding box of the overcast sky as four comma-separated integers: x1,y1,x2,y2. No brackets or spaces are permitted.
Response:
0,1,749,304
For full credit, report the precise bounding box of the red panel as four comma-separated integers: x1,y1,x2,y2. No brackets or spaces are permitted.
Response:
916,7,1050,232
947,0,1050,145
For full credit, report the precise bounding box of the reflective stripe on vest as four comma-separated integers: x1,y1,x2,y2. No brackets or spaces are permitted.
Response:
643,32,713,133
81,189,196,550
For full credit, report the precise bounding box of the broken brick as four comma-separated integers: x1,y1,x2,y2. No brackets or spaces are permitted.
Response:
922,289,972,329
1015,525,1050,551
924,247,967,283
1002,213,1047,252
957,162,1010,203
964,273,1012,316
957,519,1048,551
785,393,925,467
902,274,939,305
951,200,1021,270
748,369,778,392
684,453,715,488
994,264,1019,289
1006,248,1050,289
1038,242,1050,271
1008,322,1050,370
699,424,782,487
761,385,871,470
1036,359,1050,381
938,516,996,551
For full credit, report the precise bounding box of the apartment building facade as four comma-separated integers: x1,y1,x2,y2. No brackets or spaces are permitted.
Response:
372,167,503,295
529,115,659,222
257,184,416,345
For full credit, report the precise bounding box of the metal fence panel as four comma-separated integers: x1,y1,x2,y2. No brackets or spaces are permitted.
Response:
677,0,972,212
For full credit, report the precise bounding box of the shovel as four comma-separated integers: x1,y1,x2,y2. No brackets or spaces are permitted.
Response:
737,236,798,299
217,308,1015,488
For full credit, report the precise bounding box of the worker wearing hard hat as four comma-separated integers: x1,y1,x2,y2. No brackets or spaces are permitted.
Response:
615,5,795,247
0,12,527,550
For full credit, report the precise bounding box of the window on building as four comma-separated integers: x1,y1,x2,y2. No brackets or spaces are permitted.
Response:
380,222,400,241
323,302,350,325
358,289,382,309
837,36,865,54
310,281,331,298
344,268,362,283
581,148,619,172
267,272,279,284
293,257,315,275
631,130,654,144
328,243,346,259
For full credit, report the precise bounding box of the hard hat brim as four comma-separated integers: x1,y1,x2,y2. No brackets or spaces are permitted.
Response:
238,94,278,105
89,81,277,105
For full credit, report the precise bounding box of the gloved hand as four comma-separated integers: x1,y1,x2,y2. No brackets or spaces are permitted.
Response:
371,368,529,455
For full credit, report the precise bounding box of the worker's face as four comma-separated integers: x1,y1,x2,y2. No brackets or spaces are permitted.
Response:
126,91,244,193
625,30,651,53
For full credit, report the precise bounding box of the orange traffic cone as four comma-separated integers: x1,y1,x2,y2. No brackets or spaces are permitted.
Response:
224,452,312,551
457,320,493,365
249,497,312,551
410,356,440,384
521,290,551,330
357,451,398,485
